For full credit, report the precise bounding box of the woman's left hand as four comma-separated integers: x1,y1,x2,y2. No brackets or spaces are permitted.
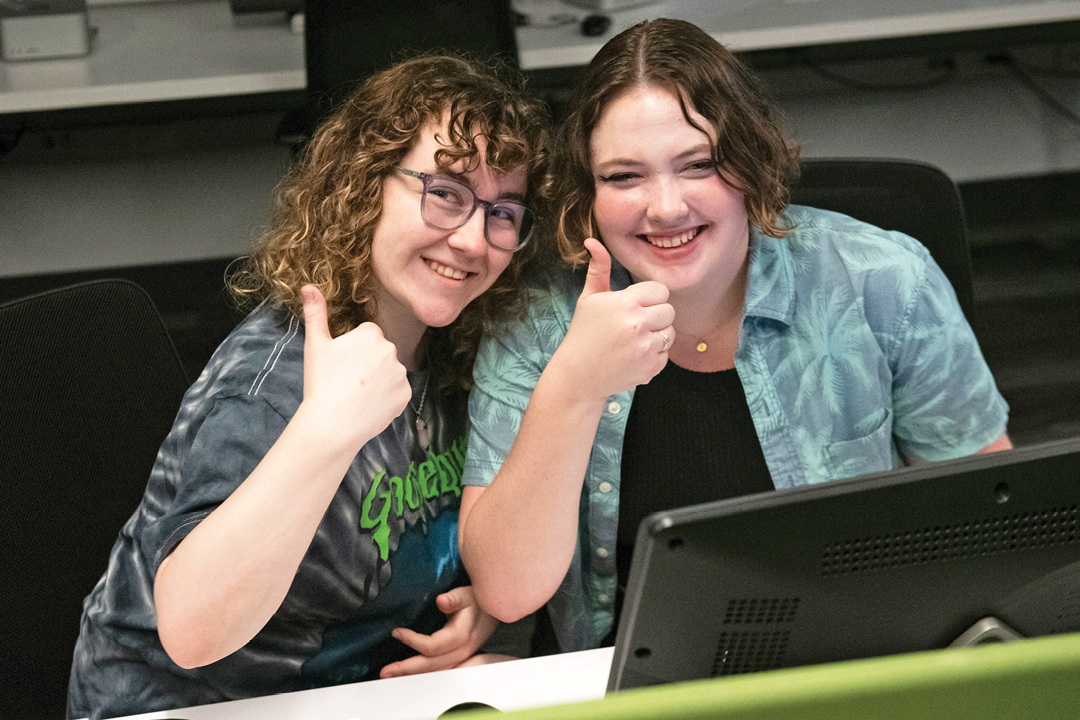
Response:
379,585,506,678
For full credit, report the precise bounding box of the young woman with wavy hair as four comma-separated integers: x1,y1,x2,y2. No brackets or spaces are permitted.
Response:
458,19,1010,653
68,54,550,720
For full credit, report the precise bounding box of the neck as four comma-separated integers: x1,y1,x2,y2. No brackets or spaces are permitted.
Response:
667,256,749,372
670,255,749,340
379,320,427,372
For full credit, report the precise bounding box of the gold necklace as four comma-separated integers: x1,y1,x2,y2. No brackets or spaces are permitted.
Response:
679,318,727,353
678,328,716,353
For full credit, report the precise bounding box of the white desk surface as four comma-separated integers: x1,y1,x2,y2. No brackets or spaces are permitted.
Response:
515,0,1080,69
3,0,1080,114
0,0,304,114
97,648,614,720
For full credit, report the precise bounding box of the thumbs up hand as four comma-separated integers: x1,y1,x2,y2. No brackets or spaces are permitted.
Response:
301,285,412,452
554,239,675,401
579,236,614,299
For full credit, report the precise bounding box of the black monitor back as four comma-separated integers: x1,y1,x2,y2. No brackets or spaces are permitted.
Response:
303,0,518,134
608,438,1080,692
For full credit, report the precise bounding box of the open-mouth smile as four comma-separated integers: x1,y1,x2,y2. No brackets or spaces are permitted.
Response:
641,225,704,248
425,258,474,281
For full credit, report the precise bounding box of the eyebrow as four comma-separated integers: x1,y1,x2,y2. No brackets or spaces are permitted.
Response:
495,189,528,203
594,143,715,172
442,169,528,203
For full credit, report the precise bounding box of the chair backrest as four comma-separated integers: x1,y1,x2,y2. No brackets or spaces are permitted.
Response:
0,279,190,720
789,158,977,332
298,0,518,139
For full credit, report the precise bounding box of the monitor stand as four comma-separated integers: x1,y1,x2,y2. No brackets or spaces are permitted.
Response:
950,617,1025,647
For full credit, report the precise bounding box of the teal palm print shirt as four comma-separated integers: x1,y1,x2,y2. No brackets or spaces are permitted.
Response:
463,206,1009,651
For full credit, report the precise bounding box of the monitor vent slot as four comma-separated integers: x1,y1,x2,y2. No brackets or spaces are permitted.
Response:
820,505,1079,575
711,629,791,676
722,597,800,625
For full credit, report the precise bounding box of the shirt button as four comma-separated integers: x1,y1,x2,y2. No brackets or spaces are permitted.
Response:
607,401,621,414
599,482,612,493
598,594,609,603
596,547,609,558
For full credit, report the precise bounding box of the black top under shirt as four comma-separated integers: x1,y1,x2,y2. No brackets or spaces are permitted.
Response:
605,362,774,645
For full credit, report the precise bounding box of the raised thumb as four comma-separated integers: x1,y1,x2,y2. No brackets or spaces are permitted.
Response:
301,284,332,345
580,238,612,298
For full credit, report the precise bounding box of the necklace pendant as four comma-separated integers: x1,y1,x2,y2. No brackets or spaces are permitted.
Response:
696,341,708,353
416,416,431,449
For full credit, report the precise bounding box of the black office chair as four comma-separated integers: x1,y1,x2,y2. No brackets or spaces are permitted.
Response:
0,280,190,720
279,0,519,146
790,158,977,332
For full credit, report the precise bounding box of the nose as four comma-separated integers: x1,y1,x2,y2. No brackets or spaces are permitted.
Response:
446,206,488,256
645,176,689,224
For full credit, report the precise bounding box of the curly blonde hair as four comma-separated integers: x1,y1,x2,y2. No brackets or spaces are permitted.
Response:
231,54,551,388
555,19,800,265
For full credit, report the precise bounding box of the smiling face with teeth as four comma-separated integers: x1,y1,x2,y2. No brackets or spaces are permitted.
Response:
369,118,525,360
590,84,751,302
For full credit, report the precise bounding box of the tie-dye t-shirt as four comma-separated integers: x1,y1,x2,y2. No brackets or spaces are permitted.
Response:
463,206,1009,651
68,302,467,720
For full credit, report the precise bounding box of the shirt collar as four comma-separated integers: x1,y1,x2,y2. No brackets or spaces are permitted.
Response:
743,225,796,326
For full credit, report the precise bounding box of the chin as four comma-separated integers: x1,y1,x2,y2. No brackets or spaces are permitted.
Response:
415,304,469,329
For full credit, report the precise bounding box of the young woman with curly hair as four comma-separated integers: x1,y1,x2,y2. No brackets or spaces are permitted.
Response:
68,54,550,720
458,19,1010,653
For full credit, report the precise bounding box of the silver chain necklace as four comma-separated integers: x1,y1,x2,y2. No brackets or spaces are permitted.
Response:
409,375,430,449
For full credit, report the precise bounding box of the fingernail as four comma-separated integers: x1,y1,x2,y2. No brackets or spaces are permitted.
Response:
300,286,312,302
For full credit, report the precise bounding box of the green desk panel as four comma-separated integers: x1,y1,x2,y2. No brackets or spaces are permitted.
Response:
471,633,1080,720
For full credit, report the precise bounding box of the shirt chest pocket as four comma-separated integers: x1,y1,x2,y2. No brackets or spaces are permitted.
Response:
824,408,895,481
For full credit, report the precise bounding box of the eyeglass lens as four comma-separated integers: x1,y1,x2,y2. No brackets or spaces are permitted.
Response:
421,175,533,250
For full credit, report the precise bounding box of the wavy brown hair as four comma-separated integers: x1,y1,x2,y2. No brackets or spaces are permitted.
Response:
231,54,551,388
555,18,800,265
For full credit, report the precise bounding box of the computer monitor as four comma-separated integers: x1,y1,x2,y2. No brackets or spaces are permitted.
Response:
608,437,1080,692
